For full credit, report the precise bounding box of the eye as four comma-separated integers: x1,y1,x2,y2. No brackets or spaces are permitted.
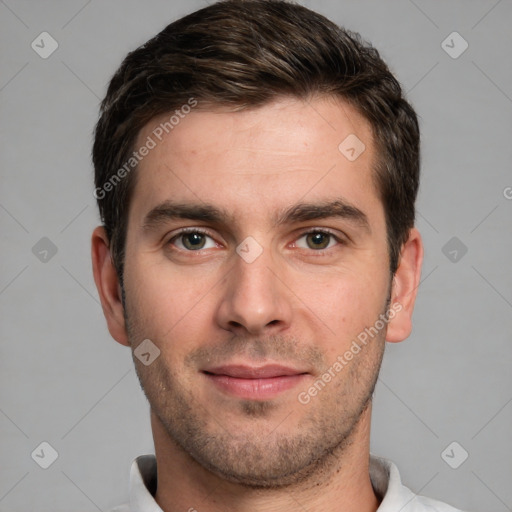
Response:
170,230,218,251
295,230,340,250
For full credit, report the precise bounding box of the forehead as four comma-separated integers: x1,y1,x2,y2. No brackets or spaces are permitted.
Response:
129,96,380,229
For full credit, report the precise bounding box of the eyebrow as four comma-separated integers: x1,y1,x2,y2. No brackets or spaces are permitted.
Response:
274,199,370,232
142,202,233,230
142,198,370,233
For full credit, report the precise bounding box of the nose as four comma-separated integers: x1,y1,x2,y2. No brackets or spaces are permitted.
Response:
215,245,293,336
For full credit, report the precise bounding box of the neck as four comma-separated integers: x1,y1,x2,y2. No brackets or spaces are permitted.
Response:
152,404,380,512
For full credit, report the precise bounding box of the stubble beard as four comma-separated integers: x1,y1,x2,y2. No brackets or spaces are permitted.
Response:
124,294,389,489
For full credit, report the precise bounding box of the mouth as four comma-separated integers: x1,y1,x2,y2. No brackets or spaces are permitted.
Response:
202,364,309,400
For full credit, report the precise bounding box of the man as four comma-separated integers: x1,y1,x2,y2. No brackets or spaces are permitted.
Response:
91,1,464,510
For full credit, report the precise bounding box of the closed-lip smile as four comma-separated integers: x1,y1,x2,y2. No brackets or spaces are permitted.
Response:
202,364,309,400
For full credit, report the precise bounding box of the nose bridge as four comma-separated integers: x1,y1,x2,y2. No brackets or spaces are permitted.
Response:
216,241,291,334
235,246,275,297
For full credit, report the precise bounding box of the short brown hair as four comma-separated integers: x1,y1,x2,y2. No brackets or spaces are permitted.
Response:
93,0,420,279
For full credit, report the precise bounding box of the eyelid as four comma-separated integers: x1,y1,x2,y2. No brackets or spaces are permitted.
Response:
294,227,348,246
165,226,347,251
300,227,345,237
166,227,221,248
169,226,213,236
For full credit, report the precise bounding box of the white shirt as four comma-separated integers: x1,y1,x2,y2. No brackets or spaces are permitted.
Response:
110,454,465,512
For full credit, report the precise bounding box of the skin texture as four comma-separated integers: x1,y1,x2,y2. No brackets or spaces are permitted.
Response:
92,96,423,512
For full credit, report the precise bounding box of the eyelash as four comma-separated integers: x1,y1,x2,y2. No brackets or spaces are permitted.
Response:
167,227,346,253
167,227,218,250
293,229,346,253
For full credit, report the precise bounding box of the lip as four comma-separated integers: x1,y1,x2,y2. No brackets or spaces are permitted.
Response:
203,364,309,400
204,364,306,379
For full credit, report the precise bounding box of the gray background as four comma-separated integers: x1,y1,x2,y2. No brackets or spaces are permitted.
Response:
1,0,511,511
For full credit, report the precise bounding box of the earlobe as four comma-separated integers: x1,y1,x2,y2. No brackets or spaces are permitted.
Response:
385,228,424,343
91,226,130,346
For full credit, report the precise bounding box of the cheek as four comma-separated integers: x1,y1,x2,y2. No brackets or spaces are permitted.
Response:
123,255,220,353
292,267,389,351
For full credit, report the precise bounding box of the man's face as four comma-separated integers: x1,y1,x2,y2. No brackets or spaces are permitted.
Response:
122,97,393,487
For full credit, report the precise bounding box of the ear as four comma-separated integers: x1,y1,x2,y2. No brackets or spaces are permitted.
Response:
91,226,130,346
386,227,424,343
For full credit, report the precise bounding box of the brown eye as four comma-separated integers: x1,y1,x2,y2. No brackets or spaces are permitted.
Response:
171,231,216,251
295,231,340,251
305,232,332,250
182,232,207,250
